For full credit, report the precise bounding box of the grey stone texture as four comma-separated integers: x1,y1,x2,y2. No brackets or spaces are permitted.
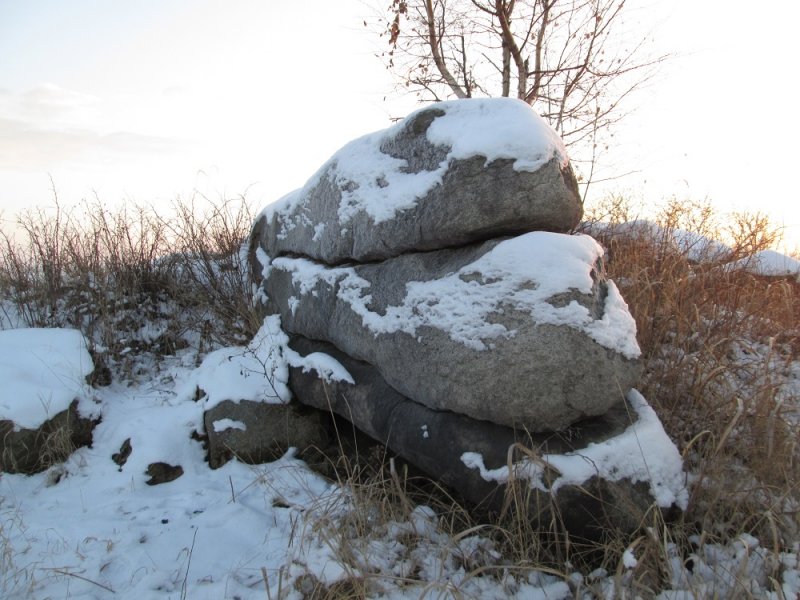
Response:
249,106,582,266
262,237,641,432
204,399,329,469
288,337,667,539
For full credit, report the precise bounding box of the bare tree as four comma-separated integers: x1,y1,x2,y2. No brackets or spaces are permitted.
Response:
379,0,663,189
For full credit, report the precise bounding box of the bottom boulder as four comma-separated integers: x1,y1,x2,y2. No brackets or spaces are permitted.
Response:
204,399,330,469
0,400,97,474
288,337,687,541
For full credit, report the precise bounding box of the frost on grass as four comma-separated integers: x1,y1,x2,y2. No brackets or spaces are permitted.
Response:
462,389,688,510
0,327,97,429
272,231,641,358
261,97,568,228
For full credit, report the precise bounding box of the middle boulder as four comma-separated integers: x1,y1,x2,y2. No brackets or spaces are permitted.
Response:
259,231,640,431
250,98,641,432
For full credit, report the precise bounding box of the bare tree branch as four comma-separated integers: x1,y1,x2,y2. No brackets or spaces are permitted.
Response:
425,0,469,98
376,0,667,191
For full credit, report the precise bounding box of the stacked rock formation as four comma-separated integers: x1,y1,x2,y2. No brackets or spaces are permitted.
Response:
247,98,686,538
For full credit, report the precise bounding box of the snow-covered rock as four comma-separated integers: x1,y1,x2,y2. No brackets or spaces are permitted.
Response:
250,98,582,265
289,336,686,538
726,249,800,278
264,232,641,431
0,328,99,473
248,98,669,538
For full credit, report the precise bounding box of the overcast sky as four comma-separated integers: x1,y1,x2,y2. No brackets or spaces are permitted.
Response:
1,0,798,250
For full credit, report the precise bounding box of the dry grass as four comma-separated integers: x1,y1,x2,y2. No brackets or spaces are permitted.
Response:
584,198,800,573
1,193,799,596
165,193,262,347
295,198,800,596
0,193,258,364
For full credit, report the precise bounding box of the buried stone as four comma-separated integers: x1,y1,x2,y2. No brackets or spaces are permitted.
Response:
0,400,97,475
145,462,184,486
0,328,101,475
203,398,329,469
112,438,132,470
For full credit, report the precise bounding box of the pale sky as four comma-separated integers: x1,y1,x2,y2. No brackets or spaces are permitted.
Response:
1,0,798,251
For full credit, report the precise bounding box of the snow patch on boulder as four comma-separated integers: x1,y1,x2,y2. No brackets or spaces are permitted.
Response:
0,328,96,430
273,232,640,358
178,315,352,411
461,389,688,509
263,98,567,228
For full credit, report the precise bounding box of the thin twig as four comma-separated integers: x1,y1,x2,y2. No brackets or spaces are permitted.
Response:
180,528,198,600
42,568,116,594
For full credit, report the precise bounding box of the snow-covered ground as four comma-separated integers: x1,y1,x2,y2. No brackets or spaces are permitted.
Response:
2,305,800,598
0,324,578,599
585,220,800,280
1,93,798,597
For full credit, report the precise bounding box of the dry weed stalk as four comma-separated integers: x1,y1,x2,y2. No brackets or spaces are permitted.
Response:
3,190,799,595
588,196,800,557
0,193,260,364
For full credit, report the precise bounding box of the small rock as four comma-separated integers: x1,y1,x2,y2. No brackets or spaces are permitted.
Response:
144,462,184,485
112,438,132,469
0,400,97,475
203,400,329,469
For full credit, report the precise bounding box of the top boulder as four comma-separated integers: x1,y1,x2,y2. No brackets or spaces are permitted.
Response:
251,98,582,265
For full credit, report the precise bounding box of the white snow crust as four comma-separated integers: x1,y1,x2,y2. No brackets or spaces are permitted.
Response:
728,249,800,278
0,327,95,429
177,315,292,409
212,418,246,433
272,231,641,358
623,548,639,569
261,97,567,227
177,315,352,411
461,389,688,509
424,97,568,170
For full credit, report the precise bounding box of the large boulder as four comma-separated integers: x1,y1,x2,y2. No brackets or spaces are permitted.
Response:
288,337,687,539
0,328,99,474
245,98,671,536
259,231,641,432
249,98,581,266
